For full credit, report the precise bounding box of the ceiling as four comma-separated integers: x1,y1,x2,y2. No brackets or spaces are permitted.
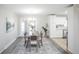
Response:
0,4,70,15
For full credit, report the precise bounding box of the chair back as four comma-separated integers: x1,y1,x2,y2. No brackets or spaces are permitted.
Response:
30,36,37,41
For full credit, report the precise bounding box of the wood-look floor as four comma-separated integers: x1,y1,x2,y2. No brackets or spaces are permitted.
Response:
52,38,67,51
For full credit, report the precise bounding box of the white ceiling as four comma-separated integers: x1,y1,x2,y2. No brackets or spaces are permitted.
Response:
0,4,70,15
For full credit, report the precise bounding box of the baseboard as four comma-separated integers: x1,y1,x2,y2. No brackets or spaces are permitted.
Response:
0,37,19,54
66,50,72,54
52,37,63,39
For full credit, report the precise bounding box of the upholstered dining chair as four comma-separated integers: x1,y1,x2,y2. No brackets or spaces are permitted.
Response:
39,31,43,46
26,35,40,52
24,32,27,46
24,32,30,48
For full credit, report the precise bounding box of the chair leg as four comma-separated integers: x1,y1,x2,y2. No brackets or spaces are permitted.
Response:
26,40,29,48
38,41,40,48
36,40,39,52
41,38,43,46
28,40,31,52
24,40,26,46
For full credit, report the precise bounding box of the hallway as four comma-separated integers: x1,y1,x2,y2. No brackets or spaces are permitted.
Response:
2,37,67,54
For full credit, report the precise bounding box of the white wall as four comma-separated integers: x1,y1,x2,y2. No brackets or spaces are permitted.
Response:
68,5,79,53
0,8,18,53
67,6,74,53
36,15,48,32
48,15,56,38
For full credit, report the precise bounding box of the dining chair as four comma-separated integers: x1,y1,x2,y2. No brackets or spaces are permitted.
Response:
40,31,43,46
28,36,40,52
24,32,27,46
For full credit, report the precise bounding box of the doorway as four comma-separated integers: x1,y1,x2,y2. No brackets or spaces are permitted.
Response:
49,15,68,51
